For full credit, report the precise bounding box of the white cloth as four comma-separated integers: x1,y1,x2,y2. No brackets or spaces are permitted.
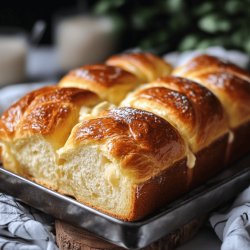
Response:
210,187,250,250
0,193,58,250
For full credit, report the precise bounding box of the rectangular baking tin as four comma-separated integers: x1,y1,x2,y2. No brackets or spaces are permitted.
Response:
1,155,250,249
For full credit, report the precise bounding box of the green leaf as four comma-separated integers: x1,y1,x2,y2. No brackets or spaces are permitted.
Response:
231,31,246,46
132,8,158,30
194,2,214,16
244,38,250,53
164,0,185,13
179,35,200,50
199,14,231,33
196,40,214,49
93,0,125,14
109,14,126,33
140,38,155,49
225,0,244,14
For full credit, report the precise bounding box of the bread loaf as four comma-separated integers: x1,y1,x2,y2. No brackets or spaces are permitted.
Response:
58,107,189,220
121,76,229,186
173,55,250,162
0,52,250,221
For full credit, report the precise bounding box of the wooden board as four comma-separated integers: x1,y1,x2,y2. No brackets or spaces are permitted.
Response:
55,216,206,250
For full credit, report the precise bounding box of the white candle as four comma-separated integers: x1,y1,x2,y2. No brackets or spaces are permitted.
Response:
0,35,27,85
56,15,115,71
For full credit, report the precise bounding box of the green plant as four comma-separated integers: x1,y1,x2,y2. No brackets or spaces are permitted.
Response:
92,0,250,54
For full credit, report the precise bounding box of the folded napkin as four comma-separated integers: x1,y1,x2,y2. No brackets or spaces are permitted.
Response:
210,187,250,250
0,193,58,250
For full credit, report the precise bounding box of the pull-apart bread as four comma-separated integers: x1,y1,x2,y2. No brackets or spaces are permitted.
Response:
0,52,250,221
173,55,250,162
121,76,229,186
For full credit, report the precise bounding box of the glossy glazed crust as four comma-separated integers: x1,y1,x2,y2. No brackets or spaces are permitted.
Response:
173,56,250,128
0,87,100,142
58,64,141,104
173,54,250,82
0,86,55,139
126,134,228,221
63,107,188,183
123,76,228,152
106,52,173,82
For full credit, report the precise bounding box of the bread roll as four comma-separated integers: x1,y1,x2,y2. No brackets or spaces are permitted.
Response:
58,107,189,220
106,52,173,82
58,64,141,105
121,76,229,186
173,55,250,161
0,86,100,190
174,54,250,82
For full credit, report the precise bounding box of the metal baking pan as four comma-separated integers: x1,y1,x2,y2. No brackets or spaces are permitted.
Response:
1,155,250,249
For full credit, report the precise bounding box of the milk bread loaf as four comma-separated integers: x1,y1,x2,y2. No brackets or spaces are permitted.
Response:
0,53,250,221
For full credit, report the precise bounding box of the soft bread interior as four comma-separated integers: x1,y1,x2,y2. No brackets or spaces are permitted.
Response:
0,87,102,191
7,135,59,190
0,142,19,173
58,144,133,218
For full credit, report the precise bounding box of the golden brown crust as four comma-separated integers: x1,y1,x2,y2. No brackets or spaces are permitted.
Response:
227,120,250,163
191,72,250,128
155,76,228,149
173,56,250,128
67,64,138,88
122,76,228,152
67,107,187,183
0,87,100,142
190,134,228,188
132,86,196,130
106,52,173,82
58,65,141,104
173,54,250,82
131,158,188,221
0,86,55,138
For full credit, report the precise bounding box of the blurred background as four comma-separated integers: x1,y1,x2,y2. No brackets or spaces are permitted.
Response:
0,0,249,85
